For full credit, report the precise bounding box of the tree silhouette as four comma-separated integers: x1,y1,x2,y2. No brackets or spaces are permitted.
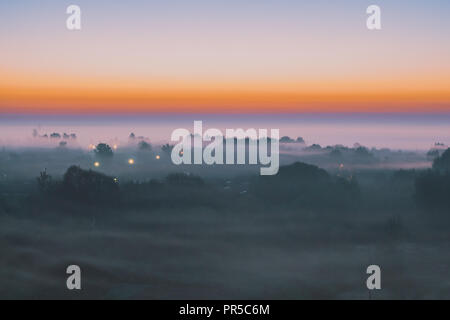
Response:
161,144,174,156
330,148,342,157
296,137,305,144
37,169,52,193
50,133,61,139
427,149,440,159
138,141,152,151
94,143,114,158
280,136,295,143
433,148,450,172
354,146,371,157
62,166,119,204
254,162,360,210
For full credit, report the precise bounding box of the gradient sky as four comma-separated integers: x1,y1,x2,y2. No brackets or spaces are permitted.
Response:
1,0,450,114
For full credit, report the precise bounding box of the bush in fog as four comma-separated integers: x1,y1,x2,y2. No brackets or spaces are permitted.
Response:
161,143,174,156
427,149,440,159
37,169,53,194
94,143,114,158
432,148,450,172
354,146,372,157
280,136,295,143
329,148,342,158
138,141,152,151
305,144,322,151
119,174,219,210
253,162,360,211
296,137,305,144
62,166,119,204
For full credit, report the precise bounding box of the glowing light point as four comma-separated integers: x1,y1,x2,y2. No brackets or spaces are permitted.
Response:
156,155,160,160
94,161,100,167
113,145,118,150
128,158,135,165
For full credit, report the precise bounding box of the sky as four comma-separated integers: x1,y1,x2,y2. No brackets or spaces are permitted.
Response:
1,0,450,114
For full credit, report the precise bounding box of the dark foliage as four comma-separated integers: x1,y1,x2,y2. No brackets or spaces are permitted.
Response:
94,143,114,158
427,149,440,159
296,137,305,144
138,141,152,151
119,174,224,211
414,170,450,211
61,166,119,204
354,146,372,157
305,144,322,151
392,169,417,182
37,169,53,193
280,136,295,143
253,162,360,211
161,143,174,156
432,148,450,172
329,149,342,157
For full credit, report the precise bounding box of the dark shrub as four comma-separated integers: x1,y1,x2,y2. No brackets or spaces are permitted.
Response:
427,149,440,159
62,166,119,204
280,136,295,143
296,137,305,144
253,162,360,211
138,141,152,151
329,148,342,157
354,146,372,157
433,148,450,172
37,169,53,193
161,144,174,156
305,144,322,151
94,143,114,158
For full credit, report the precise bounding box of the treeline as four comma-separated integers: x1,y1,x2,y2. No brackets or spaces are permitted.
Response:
252,162,361,212
34,165,228,213
414,149,450,211
8,148,450,217
31,161,362,215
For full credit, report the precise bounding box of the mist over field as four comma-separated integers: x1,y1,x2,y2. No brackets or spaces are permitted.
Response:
1,125,450,299
2,0,450,302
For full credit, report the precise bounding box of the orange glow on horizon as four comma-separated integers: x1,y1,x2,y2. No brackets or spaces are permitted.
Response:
1,71,450,114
